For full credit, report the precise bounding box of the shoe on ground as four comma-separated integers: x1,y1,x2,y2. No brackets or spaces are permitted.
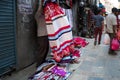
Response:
94,41,97,46
98,42,101,45
108,51,117,55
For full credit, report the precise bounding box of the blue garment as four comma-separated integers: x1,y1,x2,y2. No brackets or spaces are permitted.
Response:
92,14,104,27
99,3,104,8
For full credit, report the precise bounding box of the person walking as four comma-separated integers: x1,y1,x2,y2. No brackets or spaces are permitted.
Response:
34,0,49,67
106,7,118,55
92,9,104,46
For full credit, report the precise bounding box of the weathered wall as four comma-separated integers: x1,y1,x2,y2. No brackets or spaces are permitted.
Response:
72,0,79,36
16,0,38,69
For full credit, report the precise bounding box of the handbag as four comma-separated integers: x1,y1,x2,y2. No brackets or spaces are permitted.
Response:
111,38,120,50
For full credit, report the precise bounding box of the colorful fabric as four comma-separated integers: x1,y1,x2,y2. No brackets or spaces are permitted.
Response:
73,37,89,47
44,2,74,62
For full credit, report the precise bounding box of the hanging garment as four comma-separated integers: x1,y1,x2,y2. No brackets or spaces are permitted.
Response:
63,9,73,28
44,2,74,62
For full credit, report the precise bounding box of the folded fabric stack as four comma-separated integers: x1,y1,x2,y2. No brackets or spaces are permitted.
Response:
28,60,72,80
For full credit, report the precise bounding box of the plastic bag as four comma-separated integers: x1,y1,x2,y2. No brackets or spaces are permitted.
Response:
103,34,110,45
111,38,120,50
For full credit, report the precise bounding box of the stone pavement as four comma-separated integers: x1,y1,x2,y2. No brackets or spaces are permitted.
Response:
0,64,36,80
68,37,120,80
1,35,120,80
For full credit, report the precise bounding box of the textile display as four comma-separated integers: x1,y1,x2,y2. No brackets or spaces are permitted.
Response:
44,2,74,62
28,62,72,80
73,37,89,47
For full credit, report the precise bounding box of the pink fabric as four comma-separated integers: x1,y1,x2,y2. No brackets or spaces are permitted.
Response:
111,38,119,50
50,66,66,77
73,37,89,47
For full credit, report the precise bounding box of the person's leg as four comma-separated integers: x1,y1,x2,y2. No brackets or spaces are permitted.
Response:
98,27,102,45
94,27,99,45
108,33,117,55
36,36,49,67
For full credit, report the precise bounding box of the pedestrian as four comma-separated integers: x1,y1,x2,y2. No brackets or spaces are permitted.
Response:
34,0,49,67
106,7,118,55
92,8,104,46
102,12,108,34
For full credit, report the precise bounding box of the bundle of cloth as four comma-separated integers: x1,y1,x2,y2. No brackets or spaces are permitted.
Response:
73,37,89,48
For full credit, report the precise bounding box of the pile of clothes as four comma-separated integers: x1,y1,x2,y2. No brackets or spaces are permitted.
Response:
28,37,89,80
28,59,71,80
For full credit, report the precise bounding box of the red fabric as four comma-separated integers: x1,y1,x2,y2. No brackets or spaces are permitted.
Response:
101,8,106,13
70,0,72,7
44,2,64,21
72,50,80,57
51,40,73,50
44,2,74,62
48,25,70,36
73,37,89,47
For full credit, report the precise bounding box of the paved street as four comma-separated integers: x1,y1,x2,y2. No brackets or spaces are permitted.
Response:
0,64,36,80
69,37,120,80
1,34,120,80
